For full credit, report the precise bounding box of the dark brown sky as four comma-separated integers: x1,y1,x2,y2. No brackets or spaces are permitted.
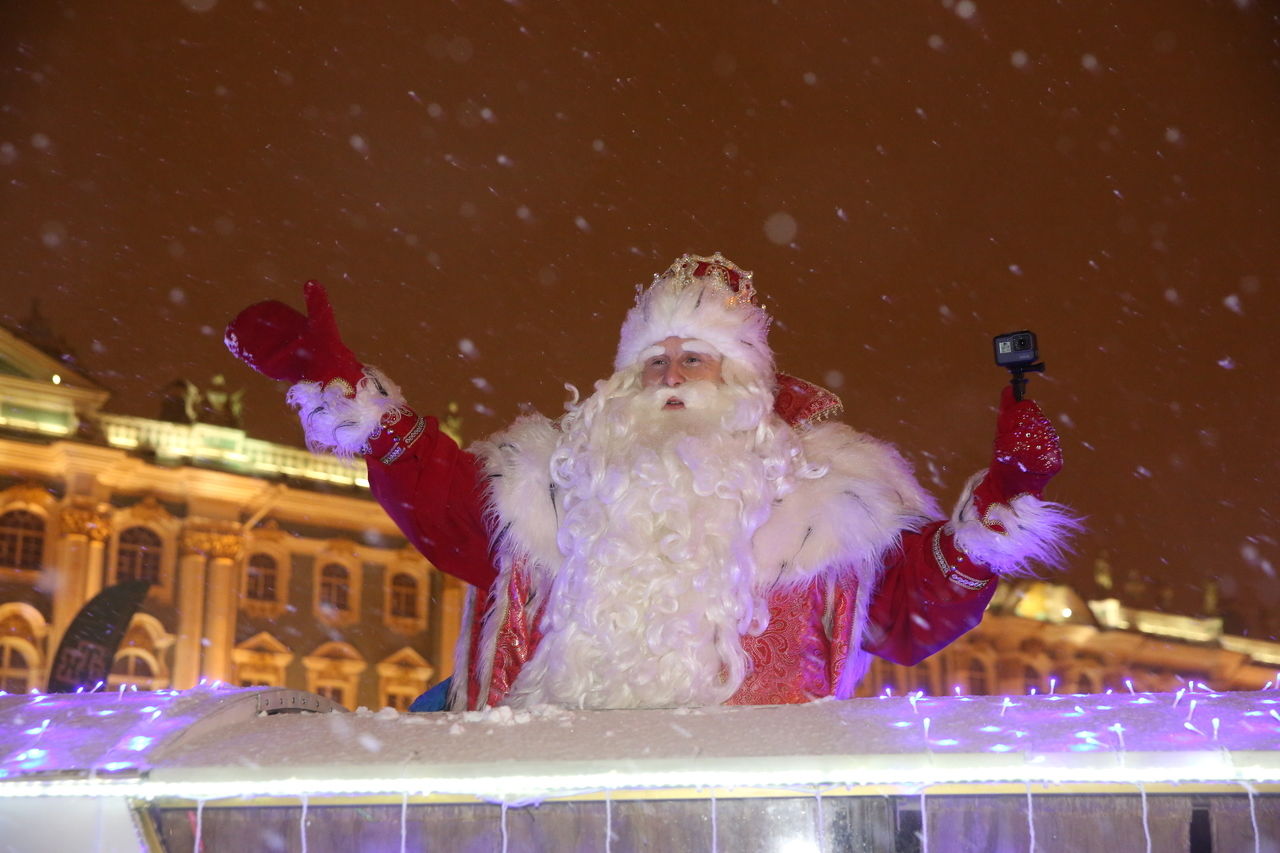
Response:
3,1,1278,633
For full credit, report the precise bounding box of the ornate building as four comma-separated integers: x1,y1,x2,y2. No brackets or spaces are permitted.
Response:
863,580,1280,698
0,321,466,709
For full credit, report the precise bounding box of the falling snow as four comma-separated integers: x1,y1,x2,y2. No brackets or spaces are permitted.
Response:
763,212,797,245
39,222,65,249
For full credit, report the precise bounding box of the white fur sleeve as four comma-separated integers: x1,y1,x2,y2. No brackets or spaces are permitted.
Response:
469,414,563,569
950,470,1082,576
753,422,940,585
285,367,403,459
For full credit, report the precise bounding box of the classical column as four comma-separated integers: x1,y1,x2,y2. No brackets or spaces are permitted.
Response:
50,502,112,655
172,546,208,690
178,523,244,687
202,549,242,684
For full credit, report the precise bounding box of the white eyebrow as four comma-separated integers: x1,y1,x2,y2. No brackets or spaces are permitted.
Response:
680,339,720,357
638,339,722,364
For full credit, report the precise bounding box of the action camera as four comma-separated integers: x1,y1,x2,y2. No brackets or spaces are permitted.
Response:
993,330,1039,369
993,330,1044,401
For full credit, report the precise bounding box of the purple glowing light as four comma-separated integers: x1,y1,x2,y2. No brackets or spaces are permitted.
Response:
98,761,135,772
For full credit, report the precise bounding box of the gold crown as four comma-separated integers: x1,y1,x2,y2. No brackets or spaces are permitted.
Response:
657,252,757,308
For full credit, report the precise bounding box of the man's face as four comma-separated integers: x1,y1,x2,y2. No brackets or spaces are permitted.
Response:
638,336,724,409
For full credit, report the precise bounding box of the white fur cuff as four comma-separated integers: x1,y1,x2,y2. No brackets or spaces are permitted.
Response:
950,470,1082,577
286,367,405,459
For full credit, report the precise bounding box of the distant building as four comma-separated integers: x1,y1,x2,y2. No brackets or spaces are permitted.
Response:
863,581,1279,698
0,319,466,710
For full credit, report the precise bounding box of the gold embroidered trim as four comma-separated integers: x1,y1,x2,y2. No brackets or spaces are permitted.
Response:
932,526,990,591
323,377,355,397
378,416,426,466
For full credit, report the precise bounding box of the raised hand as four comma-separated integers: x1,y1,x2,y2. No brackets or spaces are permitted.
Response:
224,280,364,390
972,385,1063,530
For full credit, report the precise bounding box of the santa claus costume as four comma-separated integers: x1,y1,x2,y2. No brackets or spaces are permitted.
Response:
226,253,1077,711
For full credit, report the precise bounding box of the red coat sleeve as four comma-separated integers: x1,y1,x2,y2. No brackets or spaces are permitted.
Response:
860,520,998,667
364,410,498,591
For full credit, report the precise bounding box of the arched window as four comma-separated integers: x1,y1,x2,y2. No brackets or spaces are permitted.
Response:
111,650,154,683
246,554,279,601
390,573,418,618
0,640,32,693
0,510,44,571
968,658,990,695
116,526,162,584
320,563,350,611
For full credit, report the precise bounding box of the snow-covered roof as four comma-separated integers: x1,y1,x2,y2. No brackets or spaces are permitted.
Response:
3,686,1278,803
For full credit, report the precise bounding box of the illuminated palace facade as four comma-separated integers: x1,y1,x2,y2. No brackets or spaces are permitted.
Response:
0,320,467,710
866,585,1279,700
1,318,1277,709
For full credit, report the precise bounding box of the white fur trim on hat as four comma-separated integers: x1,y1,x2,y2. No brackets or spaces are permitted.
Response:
614,259,774,385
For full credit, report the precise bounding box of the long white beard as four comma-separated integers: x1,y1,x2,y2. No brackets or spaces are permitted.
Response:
505,376,799,709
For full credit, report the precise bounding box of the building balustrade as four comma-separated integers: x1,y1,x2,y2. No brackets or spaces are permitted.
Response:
97,413,369,488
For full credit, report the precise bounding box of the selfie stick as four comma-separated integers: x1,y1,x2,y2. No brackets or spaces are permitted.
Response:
1009,362,1045,402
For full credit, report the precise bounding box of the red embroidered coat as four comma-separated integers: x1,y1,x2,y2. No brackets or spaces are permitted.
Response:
363,376,998,710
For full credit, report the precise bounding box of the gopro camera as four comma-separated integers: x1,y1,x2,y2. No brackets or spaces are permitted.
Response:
993,330,1038,368
993,330,1044,401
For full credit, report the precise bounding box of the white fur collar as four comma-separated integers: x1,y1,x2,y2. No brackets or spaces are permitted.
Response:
470,414,564,574
471,417,935,589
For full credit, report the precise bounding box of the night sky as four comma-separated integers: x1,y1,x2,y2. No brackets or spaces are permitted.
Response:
3,2,1278,635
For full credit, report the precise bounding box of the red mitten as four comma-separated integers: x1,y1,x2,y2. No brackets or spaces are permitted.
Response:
224,281,364,391
972,386,1063,532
